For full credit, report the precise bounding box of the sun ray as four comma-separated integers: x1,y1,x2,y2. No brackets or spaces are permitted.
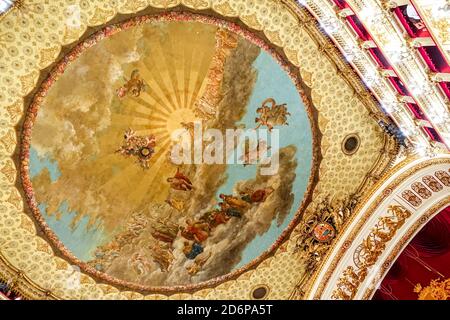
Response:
157,26,183,110
126,141,172,204
144,124,167,130
182,33,194,113
140,49,179,112
134,129,169,140
117,108,165,123
132,118,154,126
110,112,148,125
123,112,163,124
99,137,171,201
147,40,180,111
139,62,177,113
133,93,171,118
145,128,169,136
128,96,171,118
97,161,140,192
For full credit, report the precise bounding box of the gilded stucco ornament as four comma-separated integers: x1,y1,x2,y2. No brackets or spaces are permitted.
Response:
289,195,359,298
331,205,412,300
414,278,450,300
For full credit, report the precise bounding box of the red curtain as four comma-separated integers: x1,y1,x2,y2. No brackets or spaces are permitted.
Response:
373,206,450,300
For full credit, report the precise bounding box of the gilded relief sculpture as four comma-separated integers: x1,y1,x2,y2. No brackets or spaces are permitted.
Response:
289,195,359,298
332,205,412,300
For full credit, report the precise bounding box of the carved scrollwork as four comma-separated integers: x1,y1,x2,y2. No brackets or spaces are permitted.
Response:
332,205,411,300
435,170,450,187
292,194,359,295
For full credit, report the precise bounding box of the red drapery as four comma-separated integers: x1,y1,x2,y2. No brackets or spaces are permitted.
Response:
373,206,450,300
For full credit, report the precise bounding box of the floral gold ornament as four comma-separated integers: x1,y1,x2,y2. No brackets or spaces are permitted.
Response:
401,190,422,207
435,170,450,187
289,195,360,300
331,205,412,300
411,182,432,199
293,195,359,288
422,175,444,193
414,278,450,300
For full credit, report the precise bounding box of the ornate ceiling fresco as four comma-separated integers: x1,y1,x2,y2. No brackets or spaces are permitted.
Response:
0,0,448,300
22,13,316,290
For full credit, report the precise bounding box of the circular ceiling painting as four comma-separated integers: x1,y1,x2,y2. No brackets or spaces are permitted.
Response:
21,13,315,291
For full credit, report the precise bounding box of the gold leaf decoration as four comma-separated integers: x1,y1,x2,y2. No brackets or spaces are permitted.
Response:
7,189,22,210
122,0,147,11
1,160,16,183
217,281,233,290
240,14,263,30
88,7,115,26
332,205,411,300
36,239,52,254
20,215,35,234
0,130,16,154
238,271,252,280
264,30,283,47
284,47,300,67
301,69,312,87
182,0,210,9
6,100,23,123
39,46,62,69
99,284,118,295
194,289,211,298
55,259,68,271
414,278,450,300
212,2,237,16
63,26,84,45
259,258,272,269
80,274,93,285
19,71,39,95
321,137,331,155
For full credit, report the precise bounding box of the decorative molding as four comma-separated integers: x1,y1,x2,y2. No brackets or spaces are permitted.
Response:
331,205,411,300
304,155,450,300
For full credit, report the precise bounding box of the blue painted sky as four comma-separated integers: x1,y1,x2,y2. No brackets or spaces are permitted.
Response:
215,51,313,269
29,147,61,181
30,147,107,260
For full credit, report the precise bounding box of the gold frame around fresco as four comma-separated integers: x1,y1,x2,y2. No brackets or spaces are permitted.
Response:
0,0,396,300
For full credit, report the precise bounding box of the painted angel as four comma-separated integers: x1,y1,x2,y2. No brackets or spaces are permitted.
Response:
255,98,291,131
116,69,147,98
